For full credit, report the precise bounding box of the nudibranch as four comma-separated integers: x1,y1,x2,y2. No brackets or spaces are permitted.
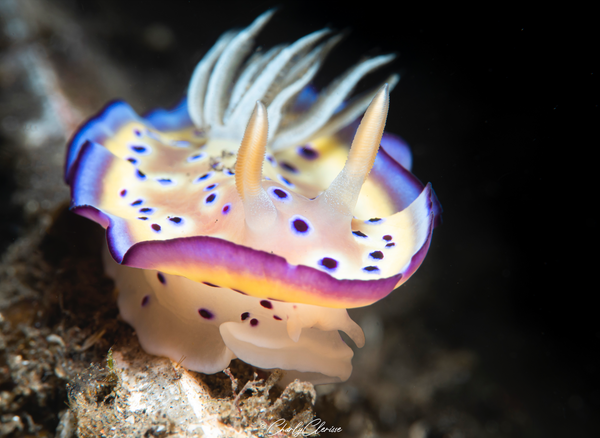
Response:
65,10,441,385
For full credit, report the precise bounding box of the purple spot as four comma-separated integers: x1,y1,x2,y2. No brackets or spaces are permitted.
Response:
352,230,367,238
224,168,235,176
157,272,166,284
364,266,380,273
137,169,146,179
131,145,147,153
241,312,250,321
194,129,203,137
138,216,148,220
141,295,150,307
222,204,231,214
298,145,318,160
151,224,161,232
139,207,153,213
204,183,217,191
266,155,276,165
131,199,143,206
169,217,182,224
367,217,382,223
202,282,220,288
386,242,396,248
196,172,212,182
273,189,288,199
198,308,214,319
273,315,282,321
294,219,307,232
290,216,310,234
120,189,127,197
278,175,294,187
157,178,172,185
127,157,138,164
280,162,298,173
370,251,384,260
320,257,338,270
250,318,259,327
205,193,216,204
260,300,272,309
383,235,393,241
134,129,142,137
187,153,205,162
268,187,291,202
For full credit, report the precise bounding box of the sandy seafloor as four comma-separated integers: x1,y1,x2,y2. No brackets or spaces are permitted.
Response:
0,1,597,437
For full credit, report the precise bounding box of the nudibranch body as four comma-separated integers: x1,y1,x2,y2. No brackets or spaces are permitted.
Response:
66,11,441,384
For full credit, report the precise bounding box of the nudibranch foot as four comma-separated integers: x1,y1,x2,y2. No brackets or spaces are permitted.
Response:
66,10,441,385
104,248,364,384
